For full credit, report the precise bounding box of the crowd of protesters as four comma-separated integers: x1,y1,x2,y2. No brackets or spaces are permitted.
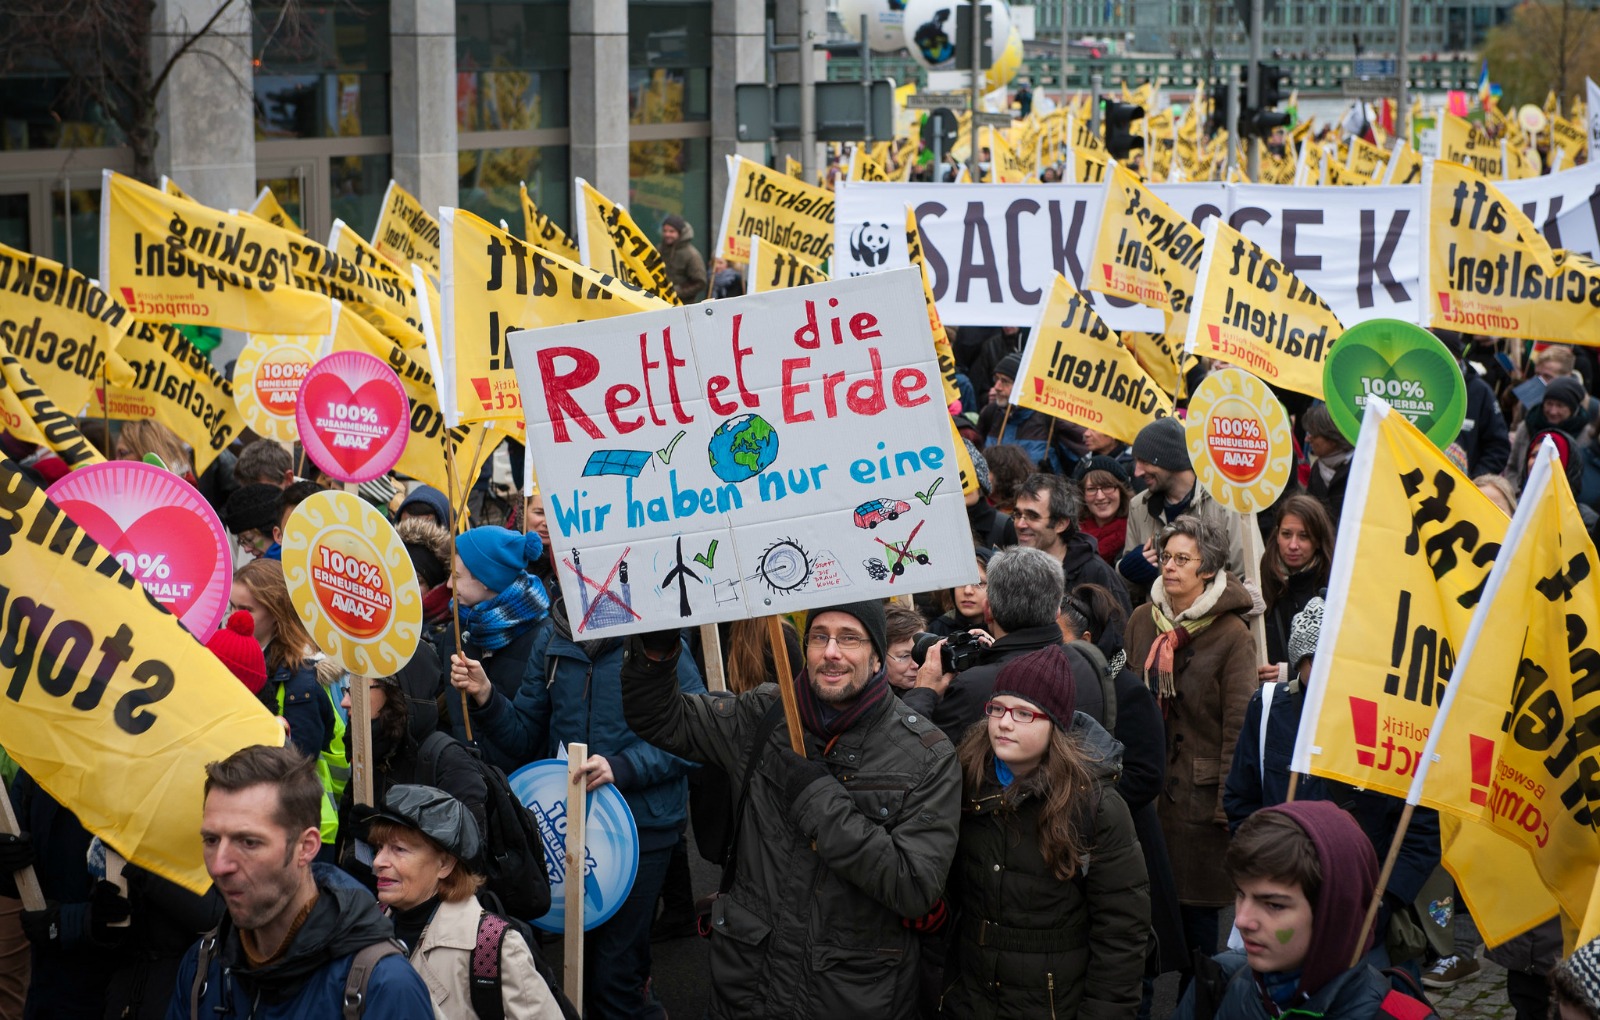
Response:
4,310,1600,1020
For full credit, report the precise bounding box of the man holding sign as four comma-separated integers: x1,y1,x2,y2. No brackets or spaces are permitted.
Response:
620,602,960,1020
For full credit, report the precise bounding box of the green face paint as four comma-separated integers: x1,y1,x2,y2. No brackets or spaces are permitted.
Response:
1274,928,1295,945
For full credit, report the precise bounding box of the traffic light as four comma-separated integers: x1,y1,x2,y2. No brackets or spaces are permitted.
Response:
1205,82,1233,137
1103,101,1144,160
1238,63,1291,139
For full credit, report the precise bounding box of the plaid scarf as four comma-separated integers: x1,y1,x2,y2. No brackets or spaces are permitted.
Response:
793,667,891,743
457,569,550,652
1142,571,1230,707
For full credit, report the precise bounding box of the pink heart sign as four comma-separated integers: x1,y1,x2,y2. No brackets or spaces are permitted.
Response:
46,462,231,638
296,351,410,484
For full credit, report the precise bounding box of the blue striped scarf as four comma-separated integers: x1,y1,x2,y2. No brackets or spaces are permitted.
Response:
457,569,550,652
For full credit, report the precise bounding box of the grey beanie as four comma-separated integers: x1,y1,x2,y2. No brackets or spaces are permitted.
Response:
1132,415,1191,473
805,600,888,664
993,352,1022,381
1287,597,1325,669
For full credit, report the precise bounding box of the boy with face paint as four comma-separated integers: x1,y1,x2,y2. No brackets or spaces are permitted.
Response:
1176,801,1437,1020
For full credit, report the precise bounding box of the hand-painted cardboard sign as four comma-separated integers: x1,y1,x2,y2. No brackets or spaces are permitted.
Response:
295,350,410,484
509,267,978,638
46,461,231,638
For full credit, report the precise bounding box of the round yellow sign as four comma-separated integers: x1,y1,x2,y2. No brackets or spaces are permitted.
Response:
281,490,422,676
234,333,319,442
1184,369,1293,513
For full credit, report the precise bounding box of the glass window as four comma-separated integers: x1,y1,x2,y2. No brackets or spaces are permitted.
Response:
330,154,391,237
628,137,709,249
0,193,30,253
256,175,305,229
254,2,390,139
457,2,570,131
459,145,569,231
0,72,127,151
628,2,711,123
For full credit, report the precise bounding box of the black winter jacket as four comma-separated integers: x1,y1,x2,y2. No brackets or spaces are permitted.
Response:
942,717,1149,1019
902,624,1091,746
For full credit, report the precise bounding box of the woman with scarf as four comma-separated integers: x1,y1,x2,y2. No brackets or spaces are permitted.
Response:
1508,375,1593,486
1123,515,1257,972
1256,495,1334,682
1302,403,1354,525
443,528,551,738
941,645,1149,1019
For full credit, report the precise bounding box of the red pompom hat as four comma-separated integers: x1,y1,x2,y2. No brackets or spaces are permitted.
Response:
206,611,267,694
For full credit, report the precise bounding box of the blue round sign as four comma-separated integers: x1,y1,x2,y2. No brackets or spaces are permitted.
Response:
507,758,640,933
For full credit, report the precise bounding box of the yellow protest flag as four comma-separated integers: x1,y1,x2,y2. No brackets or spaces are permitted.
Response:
1089,161,1204,338
849,147,890,182
1014,275,1172,445
1438,113,1507,179
1122,331,1184,399
1387,143,1424,185
248,186,302,235
1550,115,1587,167
784,155,803,179
747,235,829,293
1441,814,1558,947
1417,441,1600,932
1423,161,1597,344
101,171,330,336
322,219,437,344
948,418,979,496
94,321,244,476
904,207,962,411
1184,217,1341,398
986,128,1032,183
1068,142,1109,184
0,460,286,894
715,155,834,266
0,241,136,415
1292,399,1504,799
573,178,679,305
370,180,442,277
0,352,105,470
1347,136,1390,179
440,208,668,426
159,176,193,202
520,183,580,261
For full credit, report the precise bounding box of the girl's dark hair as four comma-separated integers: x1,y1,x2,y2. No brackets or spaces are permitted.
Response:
956,721,1096,881
983,444,1035,507
1059,583,1127,645
1261,495,1335,608
938,554,989,614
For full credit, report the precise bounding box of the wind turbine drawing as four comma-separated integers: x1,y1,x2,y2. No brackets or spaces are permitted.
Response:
660,536,701,617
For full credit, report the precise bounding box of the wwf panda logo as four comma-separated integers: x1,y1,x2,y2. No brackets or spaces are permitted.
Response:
849,222,893,268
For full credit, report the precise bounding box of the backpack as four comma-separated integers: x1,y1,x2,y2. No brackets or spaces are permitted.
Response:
188,930,402,1019
468,910,580,1020
418,732,551,923
1378,966,1439,1020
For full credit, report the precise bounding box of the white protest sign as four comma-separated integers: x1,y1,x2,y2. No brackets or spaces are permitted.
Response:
834,181,1229,331
833,164,1600,330
509,268,976,639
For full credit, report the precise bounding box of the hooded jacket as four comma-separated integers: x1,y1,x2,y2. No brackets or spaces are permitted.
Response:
395,485,451,528
942,715,1150,1020
469,604,705,852
1124,573,1258,906
619,642,961,1020
1061,530,1132,615
1175,802,1401,1020
660,219,708,303
166,864,433,1019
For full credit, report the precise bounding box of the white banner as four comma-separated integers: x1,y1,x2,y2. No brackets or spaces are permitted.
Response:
508,268,975,639
1588,78,1600,165
835,162,1600,330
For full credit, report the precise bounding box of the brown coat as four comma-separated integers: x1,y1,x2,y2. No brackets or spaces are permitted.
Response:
1123,573,1258,907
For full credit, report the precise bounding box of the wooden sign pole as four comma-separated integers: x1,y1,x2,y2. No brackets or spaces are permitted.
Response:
1241,511,1270,666
767,616,806,756
0,788,44,911
347,675,375,807
700,623,727,693
564,743,588,1007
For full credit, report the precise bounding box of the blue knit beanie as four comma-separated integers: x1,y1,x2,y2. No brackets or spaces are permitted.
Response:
455,528,544,594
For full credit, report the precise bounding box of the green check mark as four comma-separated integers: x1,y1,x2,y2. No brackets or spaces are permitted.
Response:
915,477,945,505
693,540,718,570
657,430,687,464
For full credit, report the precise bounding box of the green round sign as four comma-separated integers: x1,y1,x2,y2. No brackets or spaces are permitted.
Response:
1321,319,1466,449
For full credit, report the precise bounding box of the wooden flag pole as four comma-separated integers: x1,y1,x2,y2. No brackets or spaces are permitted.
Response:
0,786,44,911
564,742,588,1007
1285,772,1300,803
348,675,375,807
1350,801,1415,967
767,615,806,756
445,440,474,743
700,623,727,693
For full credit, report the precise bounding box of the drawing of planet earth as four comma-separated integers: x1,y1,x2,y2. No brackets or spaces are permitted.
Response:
708,413,779,483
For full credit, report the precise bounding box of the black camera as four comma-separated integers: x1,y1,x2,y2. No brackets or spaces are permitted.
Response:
910,630,983,674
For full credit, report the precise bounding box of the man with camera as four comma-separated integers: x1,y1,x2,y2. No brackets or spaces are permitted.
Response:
903,547,1103,745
